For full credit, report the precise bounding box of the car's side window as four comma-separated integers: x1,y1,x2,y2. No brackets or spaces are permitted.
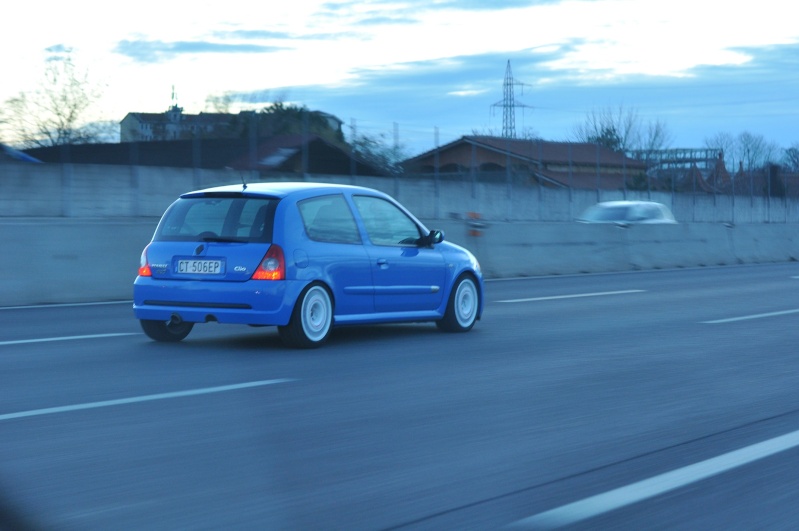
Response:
352,195,422,246
649,205,664,220
298,195,361,244
636,205,654,220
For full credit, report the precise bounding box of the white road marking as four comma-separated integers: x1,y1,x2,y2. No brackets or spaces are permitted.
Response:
496,290,645,303
510,429,799,529
0,333,140,346
702,308,799,324
0,379,294,422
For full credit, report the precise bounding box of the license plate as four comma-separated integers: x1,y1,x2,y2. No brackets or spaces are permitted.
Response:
177,259,224,275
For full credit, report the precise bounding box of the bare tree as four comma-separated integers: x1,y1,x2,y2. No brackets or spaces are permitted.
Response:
471,127,502,137
0,109,7,145
571,105,671,153
350,130,409,176
704,132,735,156
736,131,780,172
706,131,779,172
638,119,673,153
470,126,540,140
204,92,234,114
572,105,634,151
783,143,799,172
1,49,104,148
80,119,120,143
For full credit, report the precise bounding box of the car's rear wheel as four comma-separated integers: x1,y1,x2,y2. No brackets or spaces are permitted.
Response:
278,283,333,348
437,274,478,332
140,319,194,342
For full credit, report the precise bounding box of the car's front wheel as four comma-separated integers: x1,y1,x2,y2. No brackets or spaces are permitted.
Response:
140,319,194,342
278,283,333,348
437,274,479,332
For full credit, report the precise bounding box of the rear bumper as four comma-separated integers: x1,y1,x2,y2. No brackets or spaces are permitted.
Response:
133,277,303,326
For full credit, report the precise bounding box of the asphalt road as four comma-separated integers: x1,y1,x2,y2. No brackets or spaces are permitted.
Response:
2,263,799,530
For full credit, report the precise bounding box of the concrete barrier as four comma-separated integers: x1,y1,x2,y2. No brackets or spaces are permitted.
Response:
441,221,630,277
432,220,746,277
622,223,739,270
1,218,797,306
728,224,799,263
1,218,157,306
6,161,799,223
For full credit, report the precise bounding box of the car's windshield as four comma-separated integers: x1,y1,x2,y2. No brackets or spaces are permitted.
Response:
153,196,279,243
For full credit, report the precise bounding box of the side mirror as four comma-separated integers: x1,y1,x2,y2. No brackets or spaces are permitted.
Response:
423,229,444,246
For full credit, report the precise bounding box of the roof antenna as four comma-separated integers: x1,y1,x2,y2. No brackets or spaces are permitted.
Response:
225,166,247,190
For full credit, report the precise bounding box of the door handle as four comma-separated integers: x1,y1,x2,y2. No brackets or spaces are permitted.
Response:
376,258,389,269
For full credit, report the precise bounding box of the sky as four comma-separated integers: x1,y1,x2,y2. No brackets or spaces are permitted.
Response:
3,0,799,156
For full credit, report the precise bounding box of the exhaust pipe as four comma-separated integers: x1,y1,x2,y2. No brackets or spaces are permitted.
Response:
169,313,183,326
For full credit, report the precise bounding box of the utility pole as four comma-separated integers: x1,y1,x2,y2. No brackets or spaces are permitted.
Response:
491,60,532,138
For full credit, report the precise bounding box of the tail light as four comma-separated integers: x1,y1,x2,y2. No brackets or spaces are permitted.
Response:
138,245,152,277
251,245,285,280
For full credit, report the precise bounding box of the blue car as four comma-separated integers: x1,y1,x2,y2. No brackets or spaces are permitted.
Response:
133,182,484,348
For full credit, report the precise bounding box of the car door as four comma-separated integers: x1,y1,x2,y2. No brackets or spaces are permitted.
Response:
296,194,374,317
351,194,445,313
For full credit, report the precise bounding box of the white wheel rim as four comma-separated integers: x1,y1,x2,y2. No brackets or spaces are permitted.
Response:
455,279,477,327
302,286,331,341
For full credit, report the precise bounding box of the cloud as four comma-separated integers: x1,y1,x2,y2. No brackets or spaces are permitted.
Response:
221,37,799,153
44,44,71,54
114,39,286,63
357,0,558,10
213,30,292,40
233,50,559,111
356,15,418,26
448,89,491,97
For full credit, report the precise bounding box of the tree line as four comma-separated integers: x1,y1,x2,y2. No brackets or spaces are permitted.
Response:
569,105,797,174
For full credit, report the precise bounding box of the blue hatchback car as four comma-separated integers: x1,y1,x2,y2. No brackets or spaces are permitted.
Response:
133,182,484,348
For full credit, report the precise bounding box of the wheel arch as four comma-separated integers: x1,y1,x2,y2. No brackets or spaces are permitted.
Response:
292,279,336,322
440,268,483,319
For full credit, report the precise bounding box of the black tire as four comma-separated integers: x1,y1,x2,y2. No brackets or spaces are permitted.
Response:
437,275,479,332
140,319,194,342
278,283,333,348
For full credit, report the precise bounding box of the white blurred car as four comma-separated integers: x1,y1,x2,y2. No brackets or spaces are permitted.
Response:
577,200,677,225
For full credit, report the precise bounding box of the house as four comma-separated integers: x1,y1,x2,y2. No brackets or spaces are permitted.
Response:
402,135,648,190
23,134,383,175
120,105,234,142
120,104,345,144
0,142,42,163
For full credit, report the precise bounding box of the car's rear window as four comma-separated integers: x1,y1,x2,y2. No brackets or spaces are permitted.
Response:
153,196,279,243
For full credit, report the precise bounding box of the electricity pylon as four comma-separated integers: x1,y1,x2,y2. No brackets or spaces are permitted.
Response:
491,60,533,138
